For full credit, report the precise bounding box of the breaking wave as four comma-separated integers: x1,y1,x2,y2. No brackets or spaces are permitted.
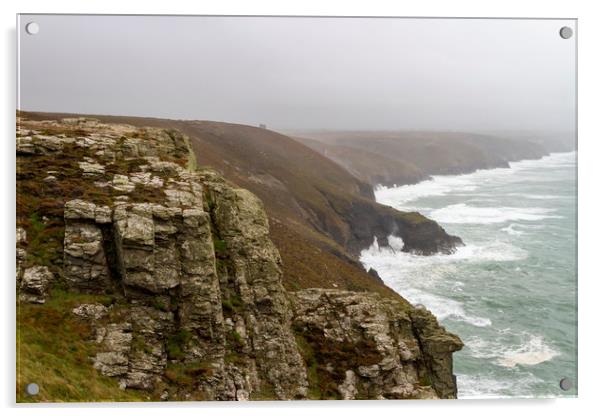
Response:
359,237,529,327
368,151,576,398
375,152,576,211
429,204,560,224
361,236,528,267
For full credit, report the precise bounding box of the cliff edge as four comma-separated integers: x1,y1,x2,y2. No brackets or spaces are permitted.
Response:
16,116,462,401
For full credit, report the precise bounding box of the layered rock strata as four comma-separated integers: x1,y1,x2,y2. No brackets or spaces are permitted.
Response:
16,116,463,400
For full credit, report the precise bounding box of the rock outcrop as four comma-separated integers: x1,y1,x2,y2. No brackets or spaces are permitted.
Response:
291,289,462,399
19,265,53,304
16,115,463,400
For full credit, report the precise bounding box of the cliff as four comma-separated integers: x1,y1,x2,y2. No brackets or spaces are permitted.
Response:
16,115,462,401
293,130,568,187
20,112,463,301
295,136,428,187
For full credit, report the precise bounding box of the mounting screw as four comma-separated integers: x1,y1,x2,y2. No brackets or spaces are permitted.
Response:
559,377,573,391
559,26,573,39
26,383,39,396
25,22,40,35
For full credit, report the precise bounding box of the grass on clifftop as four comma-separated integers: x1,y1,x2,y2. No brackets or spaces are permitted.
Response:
17,289,147,403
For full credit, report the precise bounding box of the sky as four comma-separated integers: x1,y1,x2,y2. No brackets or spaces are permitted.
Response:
18,15,576,132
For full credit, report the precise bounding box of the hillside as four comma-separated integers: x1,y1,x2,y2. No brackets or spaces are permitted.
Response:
295,136,428,187
21,112,462,298
291,130,572,186
16,115,463,401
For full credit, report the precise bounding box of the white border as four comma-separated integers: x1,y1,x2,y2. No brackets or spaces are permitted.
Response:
3,1,601,415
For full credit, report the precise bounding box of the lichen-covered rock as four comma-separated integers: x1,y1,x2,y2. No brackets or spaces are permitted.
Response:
290,288,462,399
94,323,133,377
64,221,111,293
19,265,53,304
17,116,463,401
409,307,464,399
16,227,27,282
202,172,309,400
72,303,109,320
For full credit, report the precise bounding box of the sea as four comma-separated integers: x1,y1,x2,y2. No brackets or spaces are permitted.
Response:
360,152,577,398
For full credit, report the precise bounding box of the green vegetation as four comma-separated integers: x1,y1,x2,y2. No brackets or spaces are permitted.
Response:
150,297,170,312
399,211,431,225
249,381,277,401
131,335,154,355
418,374,432,387
224,350,246,367
17,289,146,402
212,237,227,257
166,330,192,360
221,293,243,314
164,360,213,388
23,212,64,270
226,330,245,351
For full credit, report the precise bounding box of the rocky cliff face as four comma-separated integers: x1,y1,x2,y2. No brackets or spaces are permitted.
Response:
16,116,462,401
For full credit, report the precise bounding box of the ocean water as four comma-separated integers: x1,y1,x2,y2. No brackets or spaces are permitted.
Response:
360,152,577,398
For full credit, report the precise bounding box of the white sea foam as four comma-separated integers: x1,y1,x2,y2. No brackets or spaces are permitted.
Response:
362,236,527,266
510,193,563,200
429,204,560,224
375,175,480,208
509,152,576,171
386,235,405,251
401,287,492,327
359,237,519,327
464,333,560,368
369,152,575,398
497,336,561,368
501,223,524,236
375,151,576,210
457,372,544,399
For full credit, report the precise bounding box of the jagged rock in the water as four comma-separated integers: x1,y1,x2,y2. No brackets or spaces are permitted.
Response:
19,265,53,304
17,116,463,401
290,289,460,399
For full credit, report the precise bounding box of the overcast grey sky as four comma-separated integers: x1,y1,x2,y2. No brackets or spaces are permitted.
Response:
18,15,576,132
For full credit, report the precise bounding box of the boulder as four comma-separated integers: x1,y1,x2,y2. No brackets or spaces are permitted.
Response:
63,222,111,292
19,266,53,304
72,303,109,320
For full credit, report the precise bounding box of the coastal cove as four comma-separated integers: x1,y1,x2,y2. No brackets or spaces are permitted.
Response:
361,152,577,398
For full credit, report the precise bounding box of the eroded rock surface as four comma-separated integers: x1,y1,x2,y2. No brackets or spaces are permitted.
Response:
19,265,53,304
291,289,461,399
16,116,463,400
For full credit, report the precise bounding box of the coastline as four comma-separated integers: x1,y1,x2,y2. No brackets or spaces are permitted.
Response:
361,150,577,398
374,151,577,192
